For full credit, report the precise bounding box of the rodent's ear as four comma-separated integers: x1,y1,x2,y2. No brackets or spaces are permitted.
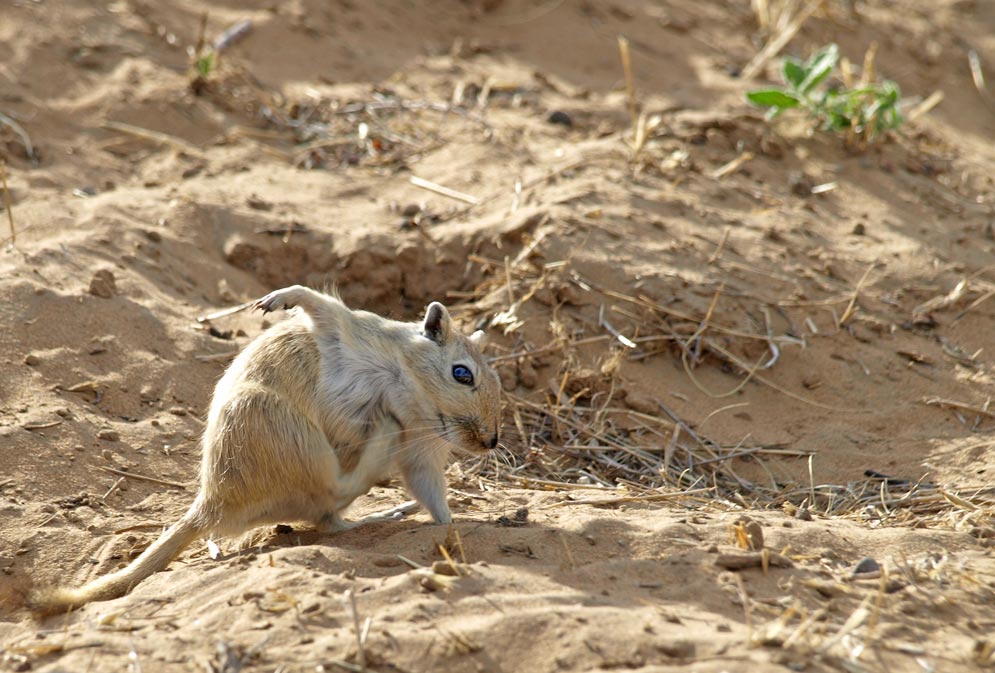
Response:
469,330,488,347
422,302,452,345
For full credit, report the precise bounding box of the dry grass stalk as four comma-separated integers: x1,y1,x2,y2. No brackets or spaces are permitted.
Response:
629,112,663,160
707,227,731,264
102,121,201,154
709,151,754,179
343,589,368,671
858,41,878,89
410,175,479,204
837,262,875,326
456,189,994,524
752,0,771,32
617,36,638,134
968,49,995,113
436,543,461,577
906,90,944,122
102,477,126,501
558,532,575,571
194,11,209,58
923,396,995,420
742,0,822,80
544,487,711,509
0,160,13,246
734,574,753,635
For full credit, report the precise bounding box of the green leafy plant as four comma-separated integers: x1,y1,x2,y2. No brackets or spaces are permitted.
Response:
747,44,904,142
188,12,215,95
194,50,215,80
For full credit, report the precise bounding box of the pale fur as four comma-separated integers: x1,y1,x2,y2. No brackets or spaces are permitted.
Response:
31,286,501,615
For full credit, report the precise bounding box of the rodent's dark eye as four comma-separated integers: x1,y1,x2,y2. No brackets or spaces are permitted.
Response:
452,365,474,386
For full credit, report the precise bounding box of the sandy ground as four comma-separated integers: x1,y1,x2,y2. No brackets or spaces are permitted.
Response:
2,1,995,671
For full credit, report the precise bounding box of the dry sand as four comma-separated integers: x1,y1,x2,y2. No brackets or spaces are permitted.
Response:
2,1,995,671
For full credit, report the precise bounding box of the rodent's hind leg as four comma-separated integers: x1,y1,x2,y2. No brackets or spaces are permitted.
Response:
316,501,420,534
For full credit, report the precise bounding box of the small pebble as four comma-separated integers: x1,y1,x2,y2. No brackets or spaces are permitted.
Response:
23,354,40,366
788,171,812,196
88,269,117,298
852,222,866,236
852,557,881,575
656,639,695,659
734,517,764,551
97,429,120,442
517,359,537,388
246,195,272,211
546,110,573,127
623,390,657,415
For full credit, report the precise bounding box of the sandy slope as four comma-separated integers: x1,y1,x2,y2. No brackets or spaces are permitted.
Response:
2,1,995,671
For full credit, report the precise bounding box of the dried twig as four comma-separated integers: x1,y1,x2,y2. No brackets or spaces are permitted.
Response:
923,397,995,419
102,121,201,154
543,487,712,508
0,111,36,160
409,175,479,204
98,466,187,490
196,300,255,323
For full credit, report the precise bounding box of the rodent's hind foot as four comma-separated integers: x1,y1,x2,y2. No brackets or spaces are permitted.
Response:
364,500,420,523
317,501,421,534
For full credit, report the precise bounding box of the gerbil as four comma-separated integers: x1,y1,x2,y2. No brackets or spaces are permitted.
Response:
31,285,501,614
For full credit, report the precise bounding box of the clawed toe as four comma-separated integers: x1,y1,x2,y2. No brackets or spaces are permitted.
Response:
253,292,291,314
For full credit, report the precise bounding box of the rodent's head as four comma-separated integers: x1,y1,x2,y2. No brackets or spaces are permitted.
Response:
416,302,502,453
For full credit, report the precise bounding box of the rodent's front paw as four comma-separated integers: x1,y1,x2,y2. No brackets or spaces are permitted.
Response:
253,289,295,314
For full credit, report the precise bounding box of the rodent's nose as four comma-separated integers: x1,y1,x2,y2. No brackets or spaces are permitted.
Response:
484,433,498,450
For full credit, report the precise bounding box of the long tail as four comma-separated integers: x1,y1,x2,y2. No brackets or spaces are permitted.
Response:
30,504,209,617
